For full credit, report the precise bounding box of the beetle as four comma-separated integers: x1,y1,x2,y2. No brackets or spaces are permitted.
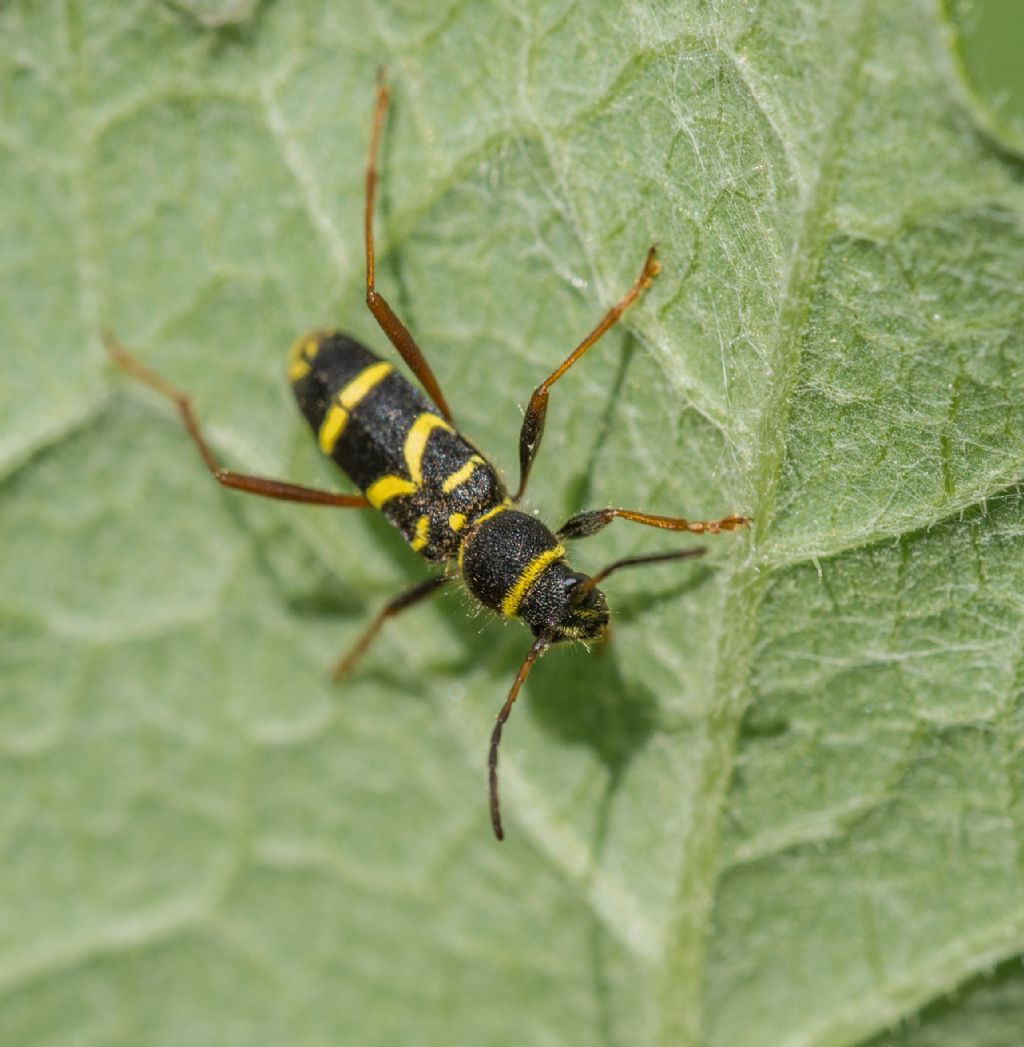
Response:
105,73,748,840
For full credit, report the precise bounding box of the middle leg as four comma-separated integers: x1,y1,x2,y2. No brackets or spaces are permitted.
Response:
333,574,450,680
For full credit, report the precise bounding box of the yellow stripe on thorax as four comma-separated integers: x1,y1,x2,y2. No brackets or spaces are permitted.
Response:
501,543,565,618
456,502,511,570
403,413,454,485
318,361,394,455
471,502,510,529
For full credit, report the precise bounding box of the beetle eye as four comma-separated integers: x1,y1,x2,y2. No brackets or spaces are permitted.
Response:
567,574,598,609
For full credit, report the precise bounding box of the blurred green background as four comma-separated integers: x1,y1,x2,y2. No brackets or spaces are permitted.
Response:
945,0,1024,152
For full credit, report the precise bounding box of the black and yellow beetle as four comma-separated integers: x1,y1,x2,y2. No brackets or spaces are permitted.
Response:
105,74,748,840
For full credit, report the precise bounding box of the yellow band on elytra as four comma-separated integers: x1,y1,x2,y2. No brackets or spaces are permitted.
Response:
410,514,430,551
403,413,453,485
318,361,394,454
366,474,418,508
442,455,484,493
287,335,320,383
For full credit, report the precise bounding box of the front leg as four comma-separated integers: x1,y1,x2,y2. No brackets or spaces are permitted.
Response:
557,507,749,540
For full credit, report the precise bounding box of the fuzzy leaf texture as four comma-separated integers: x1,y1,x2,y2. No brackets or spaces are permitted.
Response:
2,2,1024,1045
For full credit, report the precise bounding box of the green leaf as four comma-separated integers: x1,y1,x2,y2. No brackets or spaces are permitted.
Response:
3,2,1024,1045
939,0,1024,157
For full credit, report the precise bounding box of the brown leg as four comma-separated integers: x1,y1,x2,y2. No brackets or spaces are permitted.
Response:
488,632,551,841
364,72,453,422
103,332,369,508
332,575,449,681
514,246,660,501
557,507,750,540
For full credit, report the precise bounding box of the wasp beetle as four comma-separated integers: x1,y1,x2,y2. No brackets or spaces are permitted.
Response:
105,73,749,840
